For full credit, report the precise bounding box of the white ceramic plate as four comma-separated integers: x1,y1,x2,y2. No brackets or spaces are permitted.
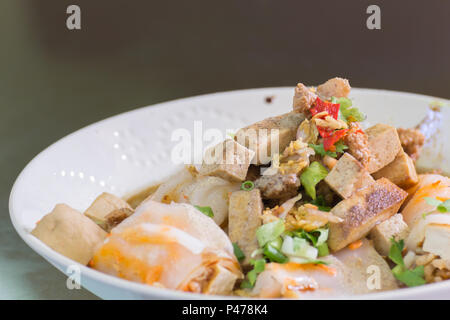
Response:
9,87,450,299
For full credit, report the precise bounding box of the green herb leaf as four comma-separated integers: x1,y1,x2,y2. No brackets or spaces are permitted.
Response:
232,243,245,262
194,205,214,217
309,143,337,158
300,161,329,200
334,140,349,153
256,219,285,247
388,238,426,287
388,238,405,267
333,97,366,122
393,266,426,287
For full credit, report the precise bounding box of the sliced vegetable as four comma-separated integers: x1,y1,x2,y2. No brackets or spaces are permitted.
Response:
300,161,328,200
194,205,214,218
241,180,255,191
263,244,288,263
322,129,349,151
256,219,285,247
232,242,245,262
310,97,340,119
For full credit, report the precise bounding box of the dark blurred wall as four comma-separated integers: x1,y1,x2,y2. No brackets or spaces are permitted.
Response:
0,0,449,298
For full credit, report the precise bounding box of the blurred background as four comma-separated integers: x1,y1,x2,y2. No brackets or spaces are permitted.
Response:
1,0,449,299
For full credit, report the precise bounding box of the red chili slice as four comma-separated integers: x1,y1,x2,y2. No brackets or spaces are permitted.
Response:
323,129,349,151
310,97,340,120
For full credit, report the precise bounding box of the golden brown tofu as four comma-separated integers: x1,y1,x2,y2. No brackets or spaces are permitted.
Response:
325,153,375,199
199,139,255,182
369,214,409,256
366,124,402,173
85,192,133,228
31,204,107,265
228,189,263,266
328,178,408,252
100,207,134,232
235,112,306,165
372,151,418,189
203,264,240,295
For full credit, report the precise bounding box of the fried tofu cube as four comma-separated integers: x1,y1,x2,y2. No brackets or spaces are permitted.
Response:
423,223,450,264
366,124,402,173
325,153,375,199
328,178,408,252
203,264,240,295
235,112,305,165
369,214,410,256
372,151,418,189
85,192,133,229
199,139,255,182
228,189,263,266
31,204,107,265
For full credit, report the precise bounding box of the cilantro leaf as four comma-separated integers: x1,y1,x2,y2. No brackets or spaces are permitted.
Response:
332,96,366,122
334,141,348,153
309,143,337,158
388,238,405,267
393,266,426,287
300,161,328,200
388,238,426,287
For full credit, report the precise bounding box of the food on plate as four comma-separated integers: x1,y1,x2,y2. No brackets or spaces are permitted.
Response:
31,77,449,298
90,200,242,294
31,204,107,265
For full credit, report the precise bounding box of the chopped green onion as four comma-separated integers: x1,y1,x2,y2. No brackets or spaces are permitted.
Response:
263,244,288,263
241,180,255,191
232,243,245,262
241,259,266,288
194,205,214,217
317,243,329,257
256,220,285,247
281,236,318,260
267,237,283,251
